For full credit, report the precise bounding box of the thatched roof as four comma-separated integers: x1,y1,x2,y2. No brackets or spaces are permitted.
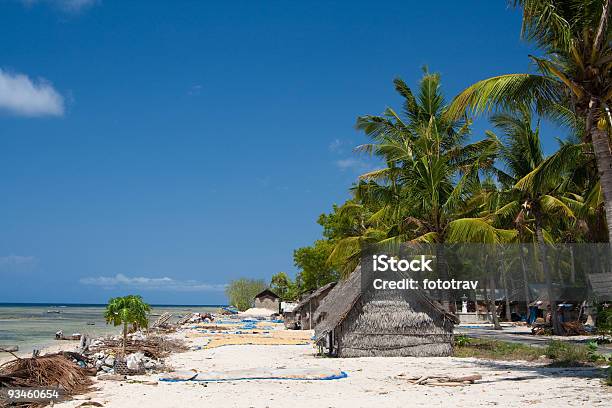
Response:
588,273,612,299
314,265,459,342
293,281,337,313
254,289,279,299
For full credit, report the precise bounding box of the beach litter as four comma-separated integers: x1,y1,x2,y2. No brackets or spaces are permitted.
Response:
159,367,348,382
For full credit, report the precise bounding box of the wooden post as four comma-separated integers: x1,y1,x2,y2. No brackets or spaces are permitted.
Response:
309,300,312,330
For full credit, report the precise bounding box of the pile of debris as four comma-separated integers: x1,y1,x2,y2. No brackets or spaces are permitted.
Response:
0,353,94,406
175,312,214,326
83,334,188,375
561,321,589,335
531,320,590,336
88,335,186,360
89,351,162,375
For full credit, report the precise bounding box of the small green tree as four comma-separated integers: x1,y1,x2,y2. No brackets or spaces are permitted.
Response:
104,295,151,355
293,239,340,293
270,272,297,301
225,278,267,311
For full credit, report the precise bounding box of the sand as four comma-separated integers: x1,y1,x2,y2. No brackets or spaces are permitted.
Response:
238,308,277,318
44,329,610,408
0,340,80,365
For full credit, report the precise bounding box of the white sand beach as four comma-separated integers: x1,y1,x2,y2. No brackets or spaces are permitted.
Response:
43,327,610,408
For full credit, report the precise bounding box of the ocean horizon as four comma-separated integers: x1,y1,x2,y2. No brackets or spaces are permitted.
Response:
0,303,224,354
0,302,227,308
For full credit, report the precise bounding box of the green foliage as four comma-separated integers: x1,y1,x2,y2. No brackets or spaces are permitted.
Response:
270,272,298,301
453,335,471,347
104,295,150,329
225,278,267,311
596,304,612,334
544,340,589,366
449,0,612,243
454,338,600,367
293,1,612,313
104,295,151,354
585,341,607,363
293,240,340,293
318,202,369,241
453,338,542,361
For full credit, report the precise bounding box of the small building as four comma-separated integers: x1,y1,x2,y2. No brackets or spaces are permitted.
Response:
253,289,280,312
314,266,458,357
293,281,337,330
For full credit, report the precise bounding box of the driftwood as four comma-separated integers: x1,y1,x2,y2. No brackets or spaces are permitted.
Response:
76,402,104,407
151,312,172,329
400,374,482,386
175,313,195,326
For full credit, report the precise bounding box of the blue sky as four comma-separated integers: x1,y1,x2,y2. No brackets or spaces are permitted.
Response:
0,1,563,304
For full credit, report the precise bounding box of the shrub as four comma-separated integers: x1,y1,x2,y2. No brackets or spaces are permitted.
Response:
225,278,267,311
545,340,589,366
454,335,471,347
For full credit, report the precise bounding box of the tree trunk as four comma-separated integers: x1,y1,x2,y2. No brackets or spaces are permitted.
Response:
569,246,576,285
519,245,531,320
534,214,564,335
436,244,452,312
554,247,563,282
501,261,512,322
123,321,127,356
488,273,502,330
590,120,612,246
483,280,491,322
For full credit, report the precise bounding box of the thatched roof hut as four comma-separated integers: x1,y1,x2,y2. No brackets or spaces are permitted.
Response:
314,266,459,357
293,281,337,330
254,289,280,312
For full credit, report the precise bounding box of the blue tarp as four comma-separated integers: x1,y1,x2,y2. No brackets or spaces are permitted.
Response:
160,371,348,383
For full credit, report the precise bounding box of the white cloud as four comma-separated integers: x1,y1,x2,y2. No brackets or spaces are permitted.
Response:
328,138,343,152
0,69,64,117
20,0,99,13
0,255,37,272
335,158,371,172
188,84,203,96
0,255,36,266
79,273,227,292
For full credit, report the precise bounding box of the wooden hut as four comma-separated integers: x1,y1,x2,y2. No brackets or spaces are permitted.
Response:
253,289,280,312
314,266,458,357
293,281,337,330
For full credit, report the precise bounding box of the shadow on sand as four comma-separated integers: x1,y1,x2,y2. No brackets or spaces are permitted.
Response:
465,358,608,381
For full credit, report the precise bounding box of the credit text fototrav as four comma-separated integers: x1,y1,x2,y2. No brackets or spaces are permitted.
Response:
372,255,478,290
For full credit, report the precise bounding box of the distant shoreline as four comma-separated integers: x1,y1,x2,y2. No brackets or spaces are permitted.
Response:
0,303,228,308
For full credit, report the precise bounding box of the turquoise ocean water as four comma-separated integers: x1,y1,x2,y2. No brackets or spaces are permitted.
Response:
0,303,221,354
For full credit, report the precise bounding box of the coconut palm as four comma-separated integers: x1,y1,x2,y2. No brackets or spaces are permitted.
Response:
104,295,151,355
486,109,578,334
331,71,517,315
448,0,612,244
355,71,503,246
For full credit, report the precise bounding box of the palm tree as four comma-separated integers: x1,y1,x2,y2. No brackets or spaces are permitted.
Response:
331,71,516,313
104,295,151,355
489,111,578,334
448,0,612,244
355,71,502,246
